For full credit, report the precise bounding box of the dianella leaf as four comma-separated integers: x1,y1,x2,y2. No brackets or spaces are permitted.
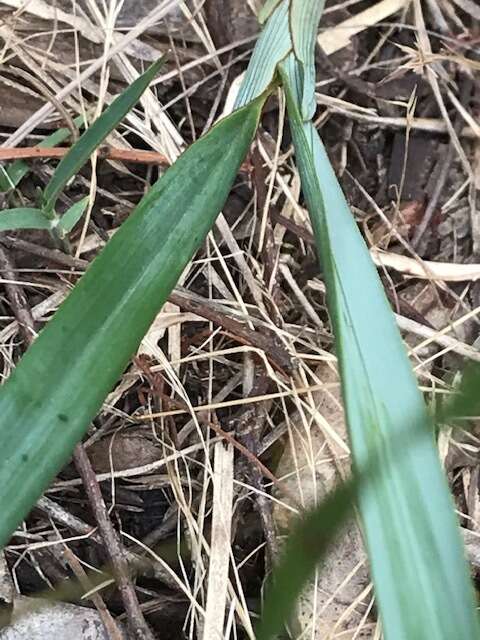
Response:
278,55,479,640
42,57,165,214
258,0,283,24
0,95,265,549
239,0,324,119
234,0,290,109
289,0,325,119
0,208,52,232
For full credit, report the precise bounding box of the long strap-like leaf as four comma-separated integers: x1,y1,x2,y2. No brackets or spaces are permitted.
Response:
0,96,265,548
279,55,479,640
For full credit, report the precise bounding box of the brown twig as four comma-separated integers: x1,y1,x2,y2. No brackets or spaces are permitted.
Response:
0,244,36,346
73,444,156,640
411,77,473,249
204,416,300,510
0,146,253,172
61,545,123,640
168,289,294,375
0,236,88,269
0,146,169,165
37,496,104,545
36,496,179,590
230,374,280,564
269,210,315,245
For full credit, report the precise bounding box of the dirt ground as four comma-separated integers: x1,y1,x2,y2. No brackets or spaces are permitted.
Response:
0,1,479,638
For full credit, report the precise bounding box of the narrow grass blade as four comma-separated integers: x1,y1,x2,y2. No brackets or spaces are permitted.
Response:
257,423,437,639
0,115,85,193
234,1,290,109
0,208,51,232
279,56,479,640
42,58,165,213
0,96,265,549
55,197,89,237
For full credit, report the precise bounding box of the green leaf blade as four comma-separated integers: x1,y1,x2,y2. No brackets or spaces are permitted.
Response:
258,0,283,24
0,97,264,549
56,197,89,236
42,58,165,213
234,0,290,109
279,56,480,640
0,208,51,232
289,0,326,119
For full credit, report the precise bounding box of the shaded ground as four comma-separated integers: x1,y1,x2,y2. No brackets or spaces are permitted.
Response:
0,1,479,638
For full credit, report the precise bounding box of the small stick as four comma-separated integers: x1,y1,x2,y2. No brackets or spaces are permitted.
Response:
36,496,179,590
168,289,294,375
0,146,253,172
205,416,300,510
61,545,123,640
73,444,156,640
0,236,88,269
0,245,36,346
0,146,169,165
230,375,280,563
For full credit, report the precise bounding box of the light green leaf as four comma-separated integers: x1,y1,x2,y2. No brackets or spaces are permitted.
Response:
0,95,265,549
234,0,290,109
55,197,89,237
0,208,51,232
0,115,85,193
42,57,165,214
289,0,325,119
279,55,479,640
236,0,324,119
258,0,283,24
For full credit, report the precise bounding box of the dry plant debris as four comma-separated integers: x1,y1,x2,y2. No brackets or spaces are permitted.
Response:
0,0,479,638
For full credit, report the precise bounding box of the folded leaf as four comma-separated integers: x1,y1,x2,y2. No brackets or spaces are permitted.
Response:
278,55,479,640
289,0,325,119
234,0,290,109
